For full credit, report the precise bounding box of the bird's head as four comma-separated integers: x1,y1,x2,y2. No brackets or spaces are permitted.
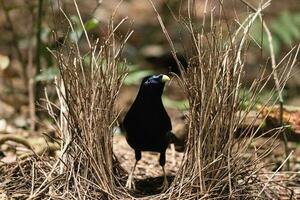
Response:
139,74,170,97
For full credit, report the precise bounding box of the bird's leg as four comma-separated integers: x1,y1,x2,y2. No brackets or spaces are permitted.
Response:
161,166,168,192
126,150,141,190
158,151,169,192
125,160,137,190
170,144,176,166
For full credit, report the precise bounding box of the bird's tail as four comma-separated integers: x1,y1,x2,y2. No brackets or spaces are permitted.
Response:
167,131,184,145
167,131,185,152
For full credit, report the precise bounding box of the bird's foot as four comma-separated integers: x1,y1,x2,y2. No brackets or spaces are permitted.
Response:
158,176,169,192
125,176,136,190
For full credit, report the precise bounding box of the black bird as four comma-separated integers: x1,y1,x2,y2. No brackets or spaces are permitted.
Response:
123,74,174,191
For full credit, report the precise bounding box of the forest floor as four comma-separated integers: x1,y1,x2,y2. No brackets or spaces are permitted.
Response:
113,133,300,197
1,84,300,197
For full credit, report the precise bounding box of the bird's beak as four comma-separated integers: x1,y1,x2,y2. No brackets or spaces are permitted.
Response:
161,75,170,83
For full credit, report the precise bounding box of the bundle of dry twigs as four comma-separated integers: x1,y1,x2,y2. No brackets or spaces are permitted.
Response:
150,0,298,199
32,2,132,199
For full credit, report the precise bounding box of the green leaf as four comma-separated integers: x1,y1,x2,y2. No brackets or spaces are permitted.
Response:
270,11,300,46
271,21,293,45
35,67,59,82
279,11,300,40
84,18,99,31
293,13,300,25
250,11,300,56
70,15,80,26
270,36,280,55
69,15,83,42
250,20,280,55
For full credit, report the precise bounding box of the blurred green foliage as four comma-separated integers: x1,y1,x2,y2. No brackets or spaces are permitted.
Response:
36,15,99,82
84,18,99,32
35,67,59,82
239,87,289,110
69,15,99,43
123,65,155,85
162,96,189,110
251,11,300,55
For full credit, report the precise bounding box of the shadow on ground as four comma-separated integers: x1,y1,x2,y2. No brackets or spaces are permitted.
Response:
127,175,175,197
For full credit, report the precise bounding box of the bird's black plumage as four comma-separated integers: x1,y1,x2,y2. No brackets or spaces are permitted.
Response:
123,74,172,191
123,75,172,152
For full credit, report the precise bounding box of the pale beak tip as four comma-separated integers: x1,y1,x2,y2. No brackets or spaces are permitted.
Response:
162,75,170,82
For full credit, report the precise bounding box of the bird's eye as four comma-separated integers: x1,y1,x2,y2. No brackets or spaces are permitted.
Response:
143,75,162,86
144,80,151,85
145,79,158,85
